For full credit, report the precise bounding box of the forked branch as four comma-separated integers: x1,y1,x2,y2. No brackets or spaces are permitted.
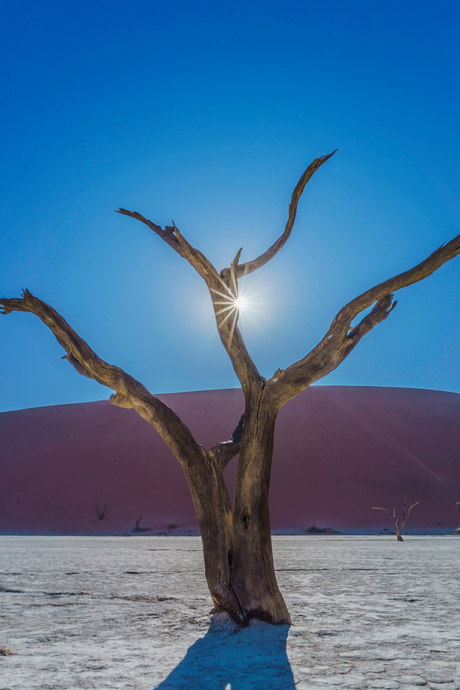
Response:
0,290,205,464
210,413,244,470
334,235,460,340
373,506,396,519
400,498,419,528
117,155,337,394
93,502,107,520
116,210,219,284
117,206,266,392
272,231,460,406
373,500,419,527
220,150,337,281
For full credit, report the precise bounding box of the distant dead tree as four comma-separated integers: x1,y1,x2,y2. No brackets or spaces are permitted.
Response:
2,152,459,625
373,499,419,541
93,502,107,521
134,517,142,531
132,516,149,533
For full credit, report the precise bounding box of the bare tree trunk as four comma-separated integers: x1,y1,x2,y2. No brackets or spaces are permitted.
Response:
178,387,290,625
178,449,242,622
395,523,404,541
181,402,290,625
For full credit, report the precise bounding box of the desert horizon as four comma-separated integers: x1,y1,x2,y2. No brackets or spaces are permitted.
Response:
1,385,459,537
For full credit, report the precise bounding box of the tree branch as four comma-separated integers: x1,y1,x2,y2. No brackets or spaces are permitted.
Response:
271,232,460,406
116,210,219,284
400,499,419,528
211,440,241,470
220,150,337,281
117,208,264,392
0,290,206,465
333,233,460,339
116,154,338,393
373,506,396,519
210,414,244,470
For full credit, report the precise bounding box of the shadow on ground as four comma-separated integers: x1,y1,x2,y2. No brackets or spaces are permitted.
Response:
155,617,295,689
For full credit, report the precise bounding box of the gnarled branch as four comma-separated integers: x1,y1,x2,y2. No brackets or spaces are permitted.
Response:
271,232,460,406
221,150,337,281
333,234,460,340
211,413,244,470
117,154,338,394
401,499,419,528
116,210,219,284
117,208,264,393
211,440,241,470
0,290,206,465
373,506,396,518
373,500,419,529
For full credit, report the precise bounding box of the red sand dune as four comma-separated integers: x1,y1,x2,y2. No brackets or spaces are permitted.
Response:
0,386,459,536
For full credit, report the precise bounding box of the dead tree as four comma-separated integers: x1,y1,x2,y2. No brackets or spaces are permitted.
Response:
93,502,107,520
373,499,419,541
1,152,459,625
132,516,150,532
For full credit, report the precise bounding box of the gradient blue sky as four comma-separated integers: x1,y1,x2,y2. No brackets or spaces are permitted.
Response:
1,0,459,412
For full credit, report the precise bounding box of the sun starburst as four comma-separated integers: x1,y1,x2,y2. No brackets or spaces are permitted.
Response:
232,295,248,312
211,284,250,340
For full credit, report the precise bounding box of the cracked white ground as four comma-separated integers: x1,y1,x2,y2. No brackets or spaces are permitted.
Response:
0,535,459,689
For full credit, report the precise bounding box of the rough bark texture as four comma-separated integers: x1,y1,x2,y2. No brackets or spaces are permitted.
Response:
231,395,290,623
1,153,458,624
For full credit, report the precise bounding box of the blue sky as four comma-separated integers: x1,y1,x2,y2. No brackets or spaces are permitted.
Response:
1,0,459,412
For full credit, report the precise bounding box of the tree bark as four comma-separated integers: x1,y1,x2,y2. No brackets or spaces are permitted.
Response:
189,386,291,625
179,449,243,621
231,406,291,624
395,523,404,542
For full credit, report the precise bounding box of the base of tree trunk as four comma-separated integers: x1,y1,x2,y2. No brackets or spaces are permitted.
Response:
211,596,291,627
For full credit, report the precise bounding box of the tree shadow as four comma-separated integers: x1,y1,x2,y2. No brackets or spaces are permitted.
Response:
154,617,295,690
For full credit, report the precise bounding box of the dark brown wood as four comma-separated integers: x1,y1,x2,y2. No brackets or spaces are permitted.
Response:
1,153,458,624
231,394,291,623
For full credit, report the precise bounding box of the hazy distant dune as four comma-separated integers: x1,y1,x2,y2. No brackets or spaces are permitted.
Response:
0,386,459,535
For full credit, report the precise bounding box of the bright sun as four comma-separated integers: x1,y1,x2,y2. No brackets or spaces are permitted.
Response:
211,285,252,337
233,295,248,312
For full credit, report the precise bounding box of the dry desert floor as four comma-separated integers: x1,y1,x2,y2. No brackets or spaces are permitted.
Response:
0,535,459,689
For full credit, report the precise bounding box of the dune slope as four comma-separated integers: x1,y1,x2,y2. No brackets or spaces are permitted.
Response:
0,386,459,535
